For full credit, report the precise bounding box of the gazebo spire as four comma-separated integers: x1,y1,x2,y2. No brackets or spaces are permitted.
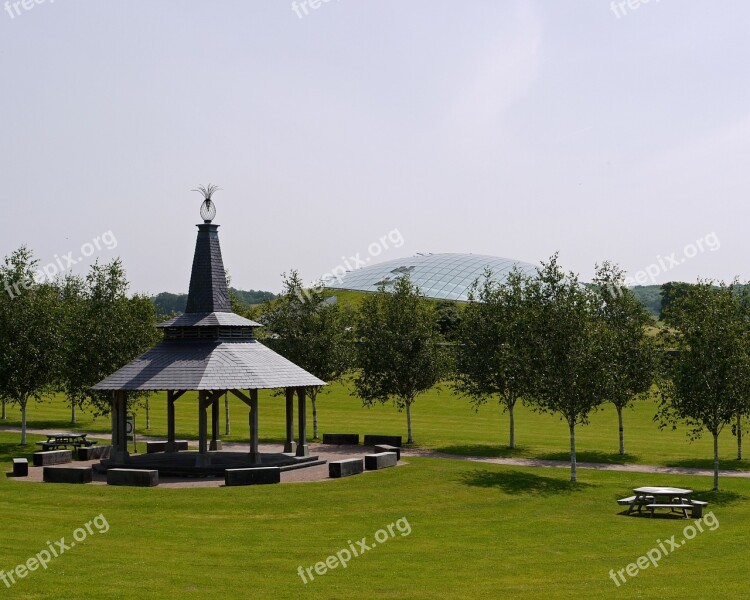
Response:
185,185,232,314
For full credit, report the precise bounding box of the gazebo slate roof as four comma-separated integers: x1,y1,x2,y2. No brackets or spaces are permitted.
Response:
157,312,261,328
92,340,325,391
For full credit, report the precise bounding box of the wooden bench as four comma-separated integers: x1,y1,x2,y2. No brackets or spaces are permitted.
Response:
646,503,693,518
146,440,189,454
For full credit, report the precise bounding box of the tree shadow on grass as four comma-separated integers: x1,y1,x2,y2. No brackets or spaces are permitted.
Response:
690,489,747,507
535,451,641,465
664,458,750,472
436,444,531,458
0,442,37,463
459,468,593,496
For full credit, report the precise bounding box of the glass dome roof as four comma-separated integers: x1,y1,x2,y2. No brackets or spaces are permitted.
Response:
325,253,538,302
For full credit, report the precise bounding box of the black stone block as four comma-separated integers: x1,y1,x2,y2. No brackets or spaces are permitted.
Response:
225,467,281,486
364,435,402,447
328,458,364,478
43,466,92,484
365,452,398,471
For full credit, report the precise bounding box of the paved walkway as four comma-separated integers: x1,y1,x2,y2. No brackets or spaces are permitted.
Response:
5,425,750,480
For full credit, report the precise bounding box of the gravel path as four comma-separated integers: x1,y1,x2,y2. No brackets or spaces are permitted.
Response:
4,425,750,486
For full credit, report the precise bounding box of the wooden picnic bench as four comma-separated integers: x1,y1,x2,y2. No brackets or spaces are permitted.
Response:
617,487,708,519
35,434,97,452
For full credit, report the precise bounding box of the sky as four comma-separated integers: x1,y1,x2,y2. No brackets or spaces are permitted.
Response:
1,0,748,295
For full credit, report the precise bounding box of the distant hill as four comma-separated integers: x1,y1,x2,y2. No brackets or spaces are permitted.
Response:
152,288,276,318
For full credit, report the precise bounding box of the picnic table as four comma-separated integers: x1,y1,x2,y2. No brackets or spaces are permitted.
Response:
617,486,708,518
35,433,97,451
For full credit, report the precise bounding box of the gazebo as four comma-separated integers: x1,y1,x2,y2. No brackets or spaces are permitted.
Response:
92,190,326,474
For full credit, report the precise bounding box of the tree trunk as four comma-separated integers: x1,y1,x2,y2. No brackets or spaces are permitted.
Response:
508,401,516,449
71,401,77,425
737,412,742,461
617,404,624,455
713,431,720,491
225,392,230,436
20,399,28,445
311,391,319,440
406,402,413,444
569,421,577,482
2,398,7,419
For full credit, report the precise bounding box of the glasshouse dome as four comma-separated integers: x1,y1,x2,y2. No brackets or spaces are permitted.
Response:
325,253,539,302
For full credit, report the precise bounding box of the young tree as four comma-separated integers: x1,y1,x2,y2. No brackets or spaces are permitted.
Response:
453,268,533,449
354,276,446,444
524,255,606,482
261,270,351,439
0,247,64,444
593,262,659,455
658,280,750,490
60,260,159,418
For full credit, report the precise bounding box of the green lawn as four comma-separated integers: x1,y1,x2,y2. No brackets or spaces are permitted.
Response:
1,380,746,470
0,431,747,599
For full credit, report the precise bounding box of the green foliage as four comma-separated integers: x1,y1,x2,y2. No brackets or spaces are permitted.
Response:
152,288,276,318
659,281,697,320
593,262,659,454
260,271,352,437
59,260,160,417
657,280,750,489
434,300,462,341
0,247,64,443
453,267,534,448
523,255,608,481
354,276,448,443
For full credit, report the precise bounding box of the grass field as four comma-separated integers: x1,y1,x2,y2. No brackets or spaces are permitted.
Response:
2,383,749,598
1,431,748,599
1,380,746,470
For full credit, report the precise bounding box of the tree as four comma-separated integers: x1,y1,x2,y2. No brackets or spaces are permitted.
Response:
657,280,750,490
60,260,159,418
524,255,606,482
0,247,64,444
659,282,696,320
354,276,447,444
261,270,351,439
453,268,534,449
593,262,659,455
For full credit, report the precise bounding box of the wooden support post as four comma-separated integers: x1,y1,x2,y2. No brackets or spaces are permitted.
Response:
112,390,129,463
166,390,176,453
197,391,209,467
284,387,296,454
296,387,309,457
249,389,260,463
210,391,222,451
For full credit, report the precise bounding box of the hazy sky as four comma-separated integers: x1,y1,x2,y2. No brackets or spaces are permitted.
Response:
1,1,748,295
